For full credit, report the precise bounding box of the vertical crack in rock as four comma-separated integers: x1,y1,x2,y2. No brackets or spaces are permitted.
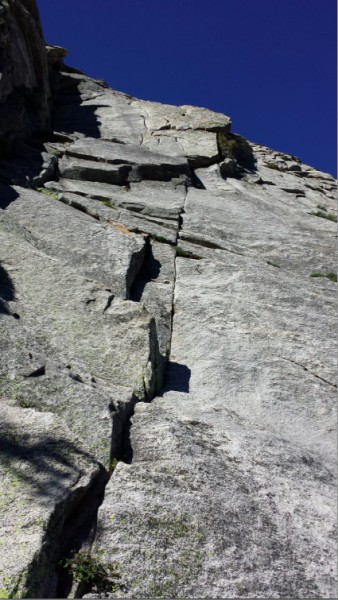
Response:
75,175,201,598
125,235,148,300
61,181,190,599
36,468,109,599
51,315,164,598
128,235,155,302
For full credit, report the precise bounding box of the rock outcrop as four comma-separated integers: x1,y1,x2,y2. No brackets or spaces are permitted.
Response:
0,0,50,149
0,2,336,598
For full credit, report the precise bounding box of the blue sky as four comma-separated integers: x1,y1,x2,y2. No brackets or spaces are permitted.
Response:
37,0,337,176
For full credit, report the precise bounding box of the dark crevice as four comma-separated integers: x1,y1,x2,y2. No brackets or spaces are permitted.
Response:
25,365,46,378
114,203,179,225
160,362,191,394
176,246,202,260
178,208,184,230
217,132,256,178
129,236,161,302
101,137,126,145
0,262,15,315
51,392,138,598
50,71,102,139
65,149,131,166
125,237,149,300
0,184,19,210
117,402,137,465
34,131,75,144
148,233,175,246
121,420,133,464
54,468,109,599
179,234,224,251
53,319,164,596
102,294,115,313
69,373,84,384
155,186,194,394
179,233,245,256
279,356,337,389
57,195,101,220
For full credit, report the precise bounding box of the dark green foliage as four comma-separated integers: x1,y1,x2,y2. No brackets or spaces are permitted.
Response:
310,272,337,282
310,210,337,222
35,187,60,199
217,133,255,171
62,552,120,594
100,199,112,207
150,233,172,245
110,457,119,473
176,246,202,260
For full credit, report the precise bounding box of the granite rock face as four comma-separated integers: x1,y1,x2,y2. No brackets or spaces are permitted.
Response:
0,2,336,598
0,0,50,148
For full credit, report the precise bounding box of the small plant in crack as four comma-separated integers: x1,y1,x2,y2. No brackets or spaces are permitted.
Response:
62,551,121,594
176,246,202,260
310,210,337,222
218,133,255,171
310,272,337,282
100,198,112,208
50,149,63,158
18,398,36,409
110,457,119,473
150,233,172,245
35,187,60,200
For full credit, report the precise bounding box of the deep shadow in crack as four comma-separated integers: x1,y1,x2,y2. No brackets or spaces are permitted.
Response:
121,416,134,465
130,238,161,302
162,361,191,394
0,64,105,186
218,132,257,177
52,103,107,139
0,140,56,187
55,468,109,599
0,260,16,314
0,183,19,209
50,67,103,139
190,171,206,189
109,397,137,465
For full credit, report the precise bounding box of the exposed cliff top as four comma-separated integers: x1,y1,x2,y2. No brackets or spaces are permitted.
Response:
0,2,336,598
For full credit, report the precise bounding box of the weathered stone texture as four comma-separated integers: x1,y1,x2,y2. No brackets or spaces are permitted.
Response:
0,400,105,599
94,255,336,598
0,2,336,597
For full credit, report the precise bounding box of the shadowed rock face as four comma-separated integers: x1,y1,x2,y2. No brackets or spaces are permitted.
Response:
0,0,50,148
0,1,336,598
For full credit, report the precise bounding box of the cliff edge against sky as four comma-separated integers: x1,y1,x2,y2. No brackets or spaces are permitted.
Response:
0,1,336,598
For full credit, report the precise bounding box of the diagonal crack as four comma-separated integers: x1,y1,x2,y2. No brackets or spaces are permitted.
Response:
278,356,337,389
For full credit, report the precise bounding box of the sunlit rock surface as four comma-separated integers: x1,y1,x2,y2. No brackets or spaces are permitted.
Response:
0,1,336,598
